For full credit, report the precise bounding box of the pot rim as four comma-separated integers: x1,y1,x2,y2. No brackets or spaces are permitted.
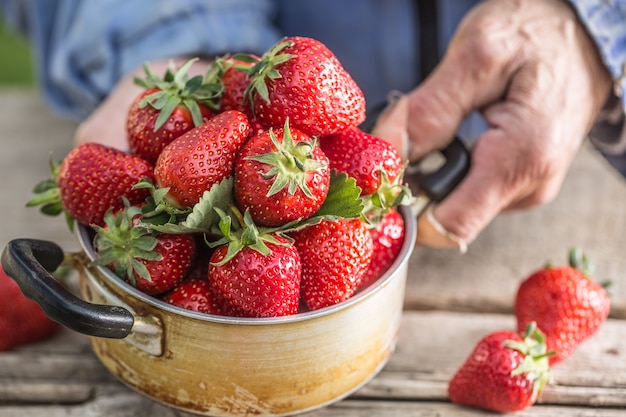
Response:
76,205,417,325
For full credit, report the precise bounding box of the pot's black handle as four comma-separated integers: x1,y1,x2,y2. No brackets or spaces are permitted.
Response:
406,137,470,203
1,238,134,339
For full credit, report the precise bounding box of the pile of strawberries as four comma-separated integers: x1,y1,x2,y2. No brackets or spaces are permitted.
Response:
448,248,611,413
29,36,412,318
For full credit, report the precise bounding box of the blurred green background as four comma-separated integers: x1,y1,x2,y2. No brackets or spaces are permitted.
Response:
0,16,35,87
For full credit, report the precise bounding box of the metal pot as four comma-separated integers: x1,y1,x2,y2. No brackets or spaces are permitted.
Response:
1,139,469,416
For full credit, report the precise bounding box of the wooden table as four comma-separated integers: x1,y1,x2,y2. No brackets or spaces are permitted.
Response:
1,90,625,416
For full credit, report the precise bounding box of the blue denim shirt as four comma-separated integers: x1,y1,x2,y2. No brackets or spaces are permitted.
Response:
2,0,626,173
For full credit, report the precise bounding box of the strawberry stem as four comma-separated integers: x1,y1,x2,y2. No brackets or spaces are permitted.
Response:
134,58,222,131
568,247,595,277
244,39,295,104
244,119,326,198
504,322,553,403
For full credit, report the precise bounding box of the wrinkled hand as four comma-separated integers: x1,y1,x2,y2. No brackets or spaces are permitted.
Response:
375,0,612,248
74,58,211,150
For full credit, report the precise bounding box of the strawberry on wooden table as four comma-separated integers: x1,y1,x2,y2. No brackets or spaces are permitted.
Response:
0,265,61,351
28,142,154,228
448,323,553,413
92,203,196,295
154,109,250,209
127,59,219,164
234,119,330,227
291,217,373,311
515,247,611,365
247,36,366,137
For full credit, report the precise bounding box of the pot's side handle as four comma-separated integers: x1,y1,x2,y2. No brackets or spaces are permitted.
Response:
1,238,134,339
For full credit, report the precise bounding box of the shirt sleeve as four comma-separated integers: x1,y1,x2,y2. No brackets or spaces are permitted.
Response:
567,0,626,176
1,0,282,120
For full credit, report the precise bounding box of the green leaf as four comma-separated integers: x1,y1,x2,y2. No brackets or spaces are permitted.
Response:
25,187,60,208
130,258,152,282
132,235,159,252
146,177,234,234
184,98,204,127
232,53,261,64
154,95,182,131
174,58,199,85
31,178,58,194
184,74,204,94
314,171,363,219
40,202,64,216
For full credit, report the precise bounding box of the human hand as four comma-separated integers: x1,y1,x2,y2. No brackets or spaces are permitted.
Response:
374,0,612,249
74,58,211,151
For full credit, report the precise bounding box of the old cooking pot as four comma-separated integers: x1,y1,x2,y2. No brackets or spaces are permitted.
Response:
1,139,469,416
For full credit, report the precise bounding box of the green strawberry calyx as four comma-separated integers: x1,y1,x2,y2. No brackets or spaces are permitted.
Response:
568,247,595,277
208,205,293,266
136,176,234,235
504,322,555,403
205,54,260,102
134,57,222,131
243,39,295,104
546,247,611,289
132,177,193,225
362,164,415,227
25,155,75,232
245,119,326,198
91,198,162,285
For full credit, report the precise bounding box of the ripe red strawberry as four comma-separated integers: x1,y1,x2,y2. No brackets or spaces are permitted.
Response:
234,120,330,227
0,264,61,351
161,277,223,315
211,55,266,136
320,126,403,196
127,88,214,164
35,142,154,227
247,36,366,137
291,218,373,310
515,248,611,365
360,208,405,288
92,204,196,295
209,228,301,318
214,56,256,112
448,323,552,413
154,110,250,208
127,59,218,163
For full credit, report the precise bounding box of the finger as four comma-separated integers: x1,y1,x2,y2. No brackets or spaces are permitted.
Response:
406,19,521,160
370,94,410,159
428,128,518,244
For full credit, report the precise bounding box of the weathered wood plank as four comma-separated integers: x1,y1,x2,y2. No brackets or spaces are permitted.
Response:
0,91,79,254
1,311,624,411
0,382,94,404
3,393,626,417
387,311,626,389
0,351,114,381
